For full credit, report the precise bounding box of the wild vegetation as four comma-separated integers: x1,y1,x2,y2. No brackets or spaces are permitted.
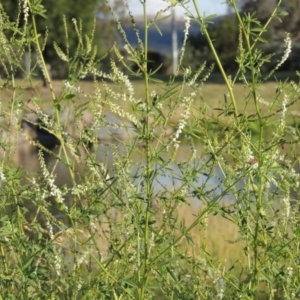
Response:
186,0,300,73
1,0,300,299
0,0,127,78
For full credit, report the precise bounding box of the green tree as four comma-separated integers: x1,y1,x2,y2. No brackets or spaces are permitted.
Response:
1,0,125,78
237,0,300,71
237,0,300,35
186,16,240,73
186,1,300,74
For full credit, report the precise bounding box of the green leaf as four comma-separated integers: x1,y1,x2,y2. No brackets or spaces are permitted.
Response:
259,270,273,284
152,22,163,36
277,11,289,16
185,233,194,245
149,77,164,83
166,267,178,282
54,98,61,111
154,14,172,23
204,14,217,21
149,63,164,76
251,27,264,32
37,11,47,19
64,93,75,100
127,57,140,63
122,279,138,289
256,36,267,43
154,107,166,121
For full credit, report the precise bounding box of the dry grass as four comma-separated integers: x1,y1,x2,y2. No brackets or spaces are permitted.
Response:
52,202,246,276
0,78,295,273
176,203,246,272
2,79,298,118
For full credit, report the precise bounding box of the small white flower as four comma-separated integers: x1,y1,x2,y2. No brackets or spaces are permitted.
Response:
77,252,88,267
176,14,191,75
184,67,191,77
0,168,6,182
257,94,270,106
280,94,288,128
63,80,81,94
38,150,67,207
282,197,290,221
123,44,132,55
276,32,292,70
23,0,29,24
150,90,157,98
251,160,259,170
286,266,293,277
54,254,62,276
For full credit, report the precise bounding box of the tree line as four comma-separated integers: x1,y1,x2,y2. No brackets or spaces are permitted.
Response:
186,0,300,73
1,0,299,78
0,0,126,80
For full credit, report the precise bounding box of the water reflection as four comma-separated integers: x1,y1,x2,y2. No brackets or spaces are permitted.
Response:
96,141,230,203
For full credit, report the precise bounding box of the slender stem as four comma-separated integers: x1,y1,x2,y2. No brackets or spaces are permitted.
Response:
0,245,8,274
9,74,25,236
191,0,238,117
28,2,81,262
29,3,77,189
232,0,283,84
140,2,151,299
230,0,272,288
29,6,55,101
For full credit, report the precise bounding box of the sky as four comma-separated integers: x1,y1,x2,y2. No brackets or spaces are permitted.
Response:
127,0,227,17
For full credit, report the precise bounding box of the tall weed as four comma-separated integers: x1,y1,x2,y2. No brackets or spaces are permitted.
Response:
0,0,300,299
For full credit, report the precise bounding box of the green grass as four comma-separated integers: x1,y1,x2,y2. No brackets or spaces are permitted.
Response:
2,78,299,118
1,1,300,295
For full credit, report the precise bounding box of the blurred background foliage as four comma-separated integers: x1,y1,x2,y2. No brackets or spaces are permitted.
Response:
0,0,127,78
1,0,300,78
185,0,300,74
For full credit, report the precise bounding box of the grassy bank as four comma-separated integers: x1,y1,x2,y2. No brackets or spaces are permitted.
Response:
1,0,300,299
2,78,300,121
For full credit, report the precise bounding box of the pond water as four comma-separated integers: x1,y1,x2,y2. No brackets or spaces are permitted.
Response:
95,140,233,204
96,138,297,206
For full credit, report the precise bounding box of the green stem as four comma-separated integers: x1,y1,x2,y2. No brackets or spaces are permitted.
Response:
230,0,272,287
140,2,151,299
191,0,238,117
232,0,283,84
29,2,81,258
29,3,77,191
9,74,25,236
29,7,55,101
